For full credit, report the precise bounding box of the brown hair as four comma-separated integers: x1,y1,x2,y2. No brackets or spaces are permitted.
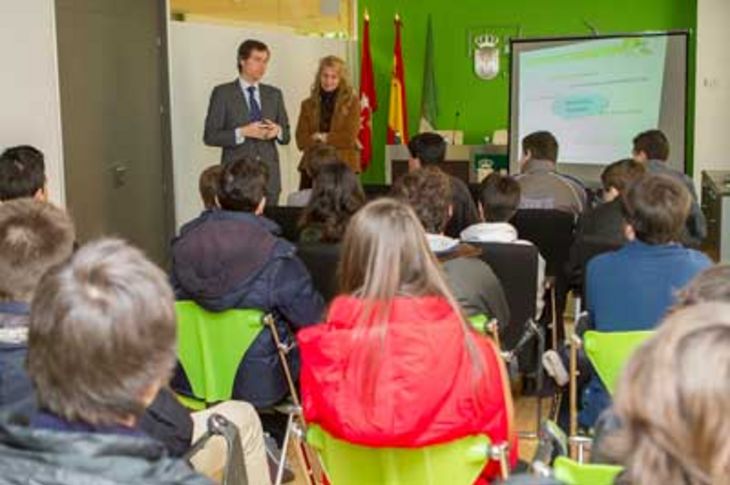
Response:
621,173,690,245
27,238,176,426
338,198,490,406
673,265,730,309
198,165,222,210
391,166,452,233
604,302,730,485
301,144,338,179
633,129,670,161
601,159,646,194
478,173,521,222
218,158,268,212
299,162,365,243
522,131,559,162
237,39,269,71
308,55,355,127
0,199,74,301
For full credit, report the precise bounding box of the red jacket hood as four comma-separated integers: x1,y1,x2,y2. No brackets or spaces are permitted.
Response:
298,295,517,472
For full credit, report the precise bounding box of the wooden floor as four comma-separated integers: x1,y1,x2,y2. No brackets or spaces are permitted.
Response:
286,395,547,484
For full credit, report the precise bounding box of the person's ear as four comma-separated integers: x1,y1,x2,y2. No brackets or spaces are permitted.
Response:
623,222,636,241
408,157,421,172
34,185,48,202
603,187,619,202
255,197,266,215
633,150,647,163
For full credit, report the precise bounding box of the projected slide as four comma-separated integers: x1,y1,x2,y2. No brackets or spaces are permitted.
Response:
518,37,668,164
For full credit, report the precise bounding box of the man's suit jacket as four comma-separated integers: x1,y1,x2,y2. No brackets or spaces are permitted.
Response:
203,79,291,202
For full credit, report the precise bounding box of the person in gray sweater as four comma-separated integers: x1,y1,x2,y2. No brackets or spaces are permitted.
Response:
392,166,510,329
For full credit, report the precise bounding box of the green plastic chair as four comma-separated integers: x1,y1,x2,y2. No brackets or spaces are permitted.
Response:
174,301,267,409
583,330,653,396
306,424,493,485
553,456,622,485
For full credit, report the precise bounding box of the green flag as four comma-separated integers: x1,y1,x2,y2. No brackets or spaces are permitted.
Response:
419,15,438,132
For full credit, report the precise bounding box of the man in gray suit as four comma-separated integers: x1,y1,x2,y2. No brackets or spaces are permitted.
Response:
204,39,290,205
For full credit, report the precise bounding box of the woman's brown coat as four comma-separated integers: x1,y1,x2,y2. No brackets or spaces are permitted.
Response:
295,92,361,174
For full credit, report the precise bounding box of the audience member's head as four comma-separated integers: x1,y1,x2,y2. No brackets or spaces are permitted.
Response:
27,238,176,427
0,145,47,201
299,161,365,242
237,39,270,75
673,265,730,309
605,302,730,484
339,197,454,303
0,199,74,302
521,131,558,166
218,158,268,214
392,166,452,234
198,165,223,210
621,173,690,245
407,132,446,170
478,173,521,222
600,158,646,202
632,129,669,162
302,143,338,180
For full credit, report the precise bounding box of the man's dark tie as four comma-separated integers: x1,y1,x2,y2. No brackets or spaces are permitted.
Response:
246,85,262,122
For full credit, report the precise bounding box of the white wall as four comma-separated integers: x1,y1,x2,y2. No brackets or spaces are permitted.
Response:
694,0,730,186
0,1,65,205
169,21,350,227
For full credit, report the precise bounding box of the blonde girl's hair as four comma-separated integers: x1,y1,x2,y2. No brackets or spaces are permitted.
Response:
337,198,493,407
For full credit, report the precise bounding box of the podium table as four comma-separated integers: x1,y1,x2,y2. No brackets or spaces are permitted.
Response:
384,144,508,184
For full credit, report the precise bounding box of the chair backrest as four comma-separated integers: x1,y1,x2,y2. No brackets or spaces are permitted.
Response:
263,206,303,242
511,209,575,278
470,242,538,351
175,301,265,403
307,424,489,485
552,456,622,485
296,243,341,303
583,330,654,395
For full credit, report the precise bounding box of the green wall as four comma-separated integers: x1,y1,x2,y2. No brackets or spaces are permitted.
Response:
359,0,697,183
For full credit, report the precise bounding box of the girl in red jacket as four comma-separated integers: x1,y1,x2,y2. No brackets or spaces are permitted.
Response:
298,198,518,482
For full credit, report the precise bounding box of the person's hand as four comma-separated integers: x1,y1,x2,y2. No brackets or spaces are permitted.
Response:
239,122,268,139
311,132,328,143
261,119,281,140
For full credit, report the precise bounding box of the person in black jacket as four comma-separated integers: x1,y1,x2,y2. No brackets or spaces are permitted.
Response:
171,158,324,409
407,132,479,238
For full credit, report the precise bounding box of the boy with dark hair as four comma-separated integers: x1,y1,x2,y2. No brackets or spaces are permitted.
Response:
0,145,47,201
172,157,324,408
0,238,210,484
632,129,706,245
392,166,509,328
580,173,712,426
461,173,546,317
516,131,586,216
576,158,646,245
407,132,479,238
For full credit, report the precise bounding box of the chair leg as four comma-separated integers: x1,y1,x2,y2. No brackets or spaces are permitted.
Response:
265,315,324,485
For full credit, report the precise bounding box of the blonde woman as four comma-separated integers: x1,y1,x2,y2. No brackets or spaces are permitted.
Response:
602,302,730,484
297,198,518,481
295,55,360,188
